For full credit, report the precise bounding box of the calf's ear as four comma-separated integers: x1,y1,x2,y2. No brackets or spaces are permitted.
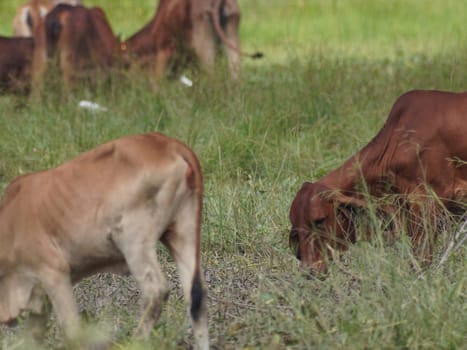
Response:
318,187,366,208
334,192,366,208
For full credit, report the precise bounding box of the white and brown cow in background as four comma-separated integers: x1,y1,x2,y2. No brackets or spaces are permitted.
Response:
12,0,81,37
0,132,209,350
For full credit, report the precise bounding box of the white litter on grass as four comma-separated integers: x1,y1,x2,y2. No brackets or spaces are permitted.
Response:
416,216,467,281
78,100,108,112
438,218,467,267
179,75,193,87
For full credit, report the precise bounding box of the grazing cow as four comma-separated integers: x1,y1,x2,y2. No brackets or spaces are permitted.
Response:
121,0,262,80
32,4,120,89
0,132,209,350
12,0,81,37
289,90,467,273
0,36,35,93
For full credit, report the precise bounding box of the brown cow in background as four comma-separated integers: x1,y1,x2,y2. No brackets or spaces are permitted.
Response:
32,4,120,90
121,0,262,81
12,0,81,37
0,36,34,93
289,90,467,273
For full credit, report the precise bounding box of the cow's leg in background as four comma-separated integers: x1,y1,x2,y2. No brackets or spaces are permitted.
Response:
60,47,74,91
154,46,173,85
223,13,241,80
162,200,209,350
191,14,216,75
31,21,47,97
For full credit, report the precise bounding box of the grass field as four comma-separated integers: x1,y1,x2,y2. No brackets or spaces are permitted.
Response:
0,1,466,349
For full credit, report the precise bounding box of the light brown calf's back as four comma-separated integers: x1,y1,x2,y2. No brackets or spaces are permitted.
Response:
0,132,209,350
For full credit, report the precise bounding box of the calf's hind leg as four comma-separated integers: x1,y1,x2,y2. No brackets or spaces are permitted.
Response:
223,13,241,79
112,219,169,339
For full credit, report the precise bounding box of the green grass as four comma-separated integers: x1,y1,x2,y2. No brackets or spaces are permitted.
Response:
0,1,466,349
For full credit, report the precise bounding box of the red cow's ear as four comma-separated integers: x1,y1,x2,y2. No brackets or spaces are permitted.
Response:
338,193,366,207
329,190,366,208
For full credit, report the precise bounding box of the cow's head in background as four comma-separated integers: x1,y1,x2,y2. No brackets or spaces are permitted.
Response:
289,181,366,274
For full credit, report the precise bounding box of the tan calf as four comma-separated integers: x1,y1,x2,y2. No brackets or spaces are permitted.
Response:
0,132,209,350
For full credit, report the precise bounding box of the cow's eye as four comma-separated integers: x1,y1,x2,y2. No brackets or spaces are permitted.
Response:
314,218,326,226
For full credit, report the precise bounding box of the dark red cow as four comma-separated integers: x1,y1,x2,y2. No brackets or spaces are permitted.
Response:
0,36,35,93
289,90,467,273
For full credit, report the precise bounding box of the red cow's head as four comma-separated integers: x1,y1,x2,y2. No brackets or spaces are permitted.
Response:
289,182,365,273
